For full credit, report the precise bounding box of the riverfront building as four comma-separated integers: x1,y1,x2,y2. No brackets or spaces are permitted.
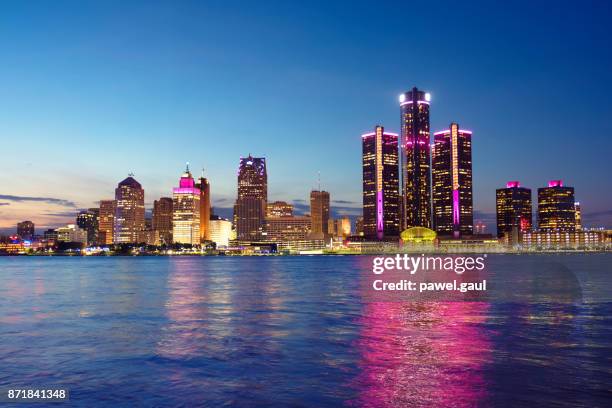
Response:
432,123,473,237
172,166,201,245
309,190,330,240
152,197,173,245
537,180,575,232
399,87,432,229
113,176,145,243
496,181,532,238
362,125,400,239
196,175,211,242
234,155,268,240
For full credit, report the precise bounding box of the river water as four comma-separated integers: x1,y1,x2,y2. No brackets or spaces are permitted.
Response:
0,255,610,406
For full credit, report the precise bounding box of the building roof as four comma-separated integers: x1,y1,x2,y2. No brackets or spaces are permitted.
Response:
118,176,142,189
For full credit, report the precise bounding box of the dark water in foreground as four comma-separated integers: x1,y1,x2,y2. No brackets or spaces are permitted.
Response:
0,255,611,407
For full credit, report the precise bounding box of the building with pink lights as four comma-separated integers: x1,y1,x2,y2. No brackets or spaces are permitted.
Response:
399,87,432,230
496,181,532,238
362,125,400,240
432,123,473,237
537,180,575,232
172,166,201,245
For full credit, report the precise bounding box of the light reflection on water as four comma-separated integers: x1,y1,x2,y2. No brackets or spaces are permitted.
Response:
0,255,610,407
351,301,490,407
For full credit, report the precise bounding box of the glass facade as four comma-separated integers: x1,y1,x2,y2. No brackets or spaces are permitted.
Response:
400,87,431,229
152,197,173,245
432,123,473,236
496,181,532,238
309,190,330,240
234,155,267,240
113,176,145,244
172,167,201,245
362,125,400,240
76,208,99,245
196,177,211,242
537,180,575,232
98,200,116,245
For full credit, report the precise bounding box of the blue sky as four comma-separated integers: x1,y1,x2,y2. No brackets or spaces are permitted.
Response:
0,0,611,232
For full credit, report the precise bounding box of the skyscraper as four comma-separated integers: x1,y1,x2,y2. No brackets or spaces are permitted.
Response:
76,208,99,245
309,190,330,239
362,125,400,239
113,176,145,243
17,221,35,241
98,200,116,245
574,202,582,230
234,155,267,240
196,174,211,242
495,181,532,238
432,123,473,237
172,166,201,245
153,197,173,245
537,180,575,232
399,87,432,229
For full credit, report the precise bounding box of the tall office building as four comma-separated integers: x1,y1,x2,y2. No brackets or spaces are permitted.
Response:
495,181,532,238
172,166,201,245
537,180,575,232
234,155,267,240
574,202,582,230
153,197,173,245
267,201,293,218
362,125,400,240
309,190,330,239
399,87,432,229
98,200,116,245
113,176,145,243
196,174,211,242
432,123,473,237
17,221,35,241
76,208,99,245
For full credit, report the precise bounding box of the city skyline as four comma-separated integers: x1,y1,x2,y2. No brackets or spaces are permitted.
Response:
1,1,612,232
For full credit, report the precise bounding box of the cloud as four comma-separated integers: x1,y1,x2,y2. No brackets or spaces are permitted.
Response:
473,210,496,222
0,194,77,208
0,202,10,206
213,197,234,205
583,209,612,219
333,199,359,206
41,211,80,218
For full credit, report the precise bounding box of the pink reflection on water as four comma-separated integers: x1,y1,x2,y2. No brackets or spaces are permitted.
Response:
350,301,491,407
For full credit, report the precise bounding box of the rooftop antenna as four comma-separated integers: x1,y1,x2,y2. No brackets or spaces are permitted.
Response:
128,172,135,177
201,167,205,178
186,161,190,172
317,171,321,191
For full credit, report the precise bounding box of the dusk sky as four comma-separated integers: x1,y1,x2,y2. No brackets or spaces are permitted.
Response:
1,0,611,233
